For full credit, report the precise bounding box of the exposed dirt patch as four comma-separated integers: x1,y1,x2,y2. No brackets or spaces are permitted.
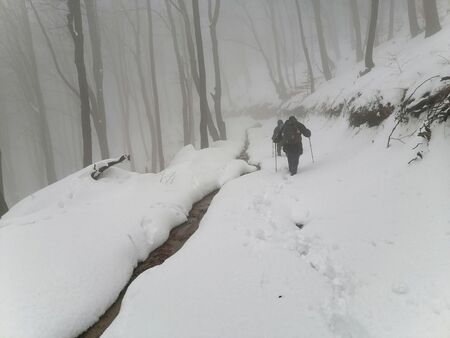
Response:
349,101,394,127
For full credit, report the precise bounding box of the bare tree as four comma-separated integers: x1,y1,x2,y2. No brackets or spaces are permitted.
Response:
166,0,190,145
276,2,293,90
407,0,420,38
423,0,441,38
349,0,363,62
16,0,57,183
0,149,7,217
30,0,109,165
294,0,315,93
324,1,341,60
106,1,136,168
266,1,288,99
241,3,284,99
85,0,110,159
177,0,220,141
192,0,209,148
362,0,379,73
387,0,394,40
123,1,158,171
146,0,165,169
208,0,227,139
68,0,92,167
283,1,298,89
311,0,332,80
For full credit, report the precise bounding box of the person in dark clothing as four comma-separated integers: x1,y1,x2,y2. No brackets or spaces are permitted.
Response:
272,119,284,156
280,116,311,175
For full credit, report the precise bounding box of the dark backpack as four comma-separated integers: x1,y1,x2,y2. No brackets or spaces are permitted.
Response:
272,127,283,143
282,121,302,145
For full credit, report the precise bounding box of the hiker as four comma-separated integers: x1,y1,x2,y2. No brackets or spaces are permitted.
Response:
280,116,311,175
272,119,284,156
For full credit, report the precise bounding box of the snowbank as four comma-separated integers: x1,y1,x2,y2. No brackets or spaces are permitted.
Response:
103,116,450,338
0,140,255,338
283,16,450,127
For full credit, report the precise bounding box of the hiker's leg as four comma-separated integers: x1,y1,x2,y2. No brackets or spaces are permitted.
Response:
287,151,295,174
277,143,282,156
292,153,300,174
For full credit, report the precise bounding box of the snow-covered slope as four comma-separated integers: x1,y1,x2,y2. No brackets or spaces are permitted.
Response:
0,140,255,338
103,115,450,338
283,16,450,127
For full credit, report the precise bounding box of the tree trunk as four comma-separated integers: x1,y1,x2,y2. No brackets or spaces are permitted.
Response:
0,149,8,217
166,1,190,146
277,4,293,90
294,0,315,93
178,0,219,141
131,1,158,171
407,0,420,38
192,0,209,148
388,0,394,40
267,1,288,99
311,0,332,81
208,0,226,139
20,0,57,183
349,0,363,62
182,33,195,144
146,0,165,169
364,0,379,71
242,3,281,99
30,0,107,164
85,0,110,160
284,1,297,88
68,0,92,167
423,0,441,38
325,2,341,60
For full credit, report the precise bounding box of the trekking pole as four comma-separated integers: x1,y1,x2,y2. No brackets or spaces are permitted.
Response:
275,145,278,172
308,137,315,164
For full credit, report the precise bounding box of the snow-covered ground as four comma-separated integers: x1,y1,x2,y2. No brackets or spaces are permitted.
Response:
0,137,256,338
103,115,450,338
283,15,450,119
3,8,450,338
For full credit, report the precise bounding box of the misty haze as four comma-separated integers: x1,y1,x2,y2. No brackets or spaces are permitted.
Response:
0,0,449,337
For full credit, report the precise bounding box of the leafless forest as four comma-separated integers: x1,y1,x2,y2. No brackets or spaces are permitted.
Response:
0,0,447,212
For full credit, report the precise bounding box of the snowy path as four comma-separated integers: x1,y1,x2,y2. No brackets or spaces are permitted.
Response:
103,116,450,338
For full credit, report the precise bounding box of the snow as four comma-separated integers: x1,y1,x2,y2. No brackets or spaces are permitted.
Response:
3,9,450,338
103,115,450,338
283,16,450,120
0,140,255,338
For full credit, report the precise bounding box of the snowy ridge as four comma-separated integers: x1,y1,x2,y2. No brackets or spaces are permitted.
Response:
0,140,256,338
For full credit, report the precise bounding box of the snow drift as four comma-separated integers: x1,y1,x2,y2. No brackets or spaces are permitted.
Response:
0,141,255,338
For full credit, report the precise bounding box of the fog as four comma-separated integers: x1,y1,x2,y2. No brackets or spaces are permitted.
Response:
0,0,448,207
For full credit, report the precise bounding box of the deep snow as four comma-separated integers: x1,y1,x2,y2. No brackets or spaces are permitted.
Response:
103,115,450,338
0,139,256,338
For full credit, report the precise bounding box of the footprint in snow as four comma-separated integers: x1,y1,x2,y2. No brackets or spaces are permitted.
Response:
391,282,409,295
